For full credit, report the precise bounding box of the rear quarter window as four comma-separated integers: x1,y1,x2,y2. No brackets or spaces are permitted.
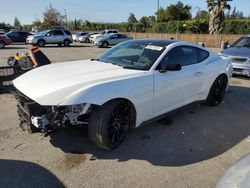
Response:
197,48,209,63
64,30,71,35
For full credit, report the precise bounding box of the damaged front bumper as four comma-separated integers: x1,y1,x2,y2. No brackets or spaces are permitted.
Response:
15,90,50,132
14,89,91,134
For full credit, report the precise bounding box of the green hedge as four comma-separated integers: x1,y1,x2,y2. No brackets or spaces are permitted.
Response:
223,20,250,34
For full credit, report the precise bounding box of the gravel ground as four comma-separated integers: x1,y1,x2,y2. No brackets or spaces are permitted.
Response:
0,43,250,188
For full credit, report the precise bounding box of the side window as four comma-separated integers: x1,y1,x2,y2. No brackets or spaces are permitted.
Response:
197,48,209,63
47,31,54,36
107,31,112,34
9,32,19,37
110,34,118,39
113,30,118,33
64,30,71,35
161,46,198,67
119,34,126,38
54,30,64,35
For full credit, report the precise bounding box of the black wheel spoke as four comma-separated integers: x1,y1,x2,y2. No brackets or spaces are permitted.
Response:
107,103,130,145
213,78,227,104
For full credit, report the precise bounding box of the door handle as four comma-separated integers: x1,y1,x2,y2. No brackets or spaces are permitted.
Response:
194,72,203,76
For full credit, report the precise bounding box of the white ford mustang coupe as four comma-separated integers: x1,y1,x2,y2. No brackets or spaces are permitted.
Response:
13,39,232,149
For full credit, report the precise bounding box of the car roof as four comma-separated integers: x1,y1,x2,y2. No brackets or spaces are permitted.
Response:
7,30,29,33
130,39,178,47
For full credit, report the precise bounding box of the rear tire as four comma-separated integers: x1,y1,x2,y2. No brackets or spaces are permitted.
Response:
88,100,132,150
64,39,70,47
37,40,45,47
206,75,228,106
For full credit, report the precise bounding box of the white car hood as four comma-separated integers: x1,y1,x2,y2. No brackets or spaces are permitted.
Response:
13,60,144,105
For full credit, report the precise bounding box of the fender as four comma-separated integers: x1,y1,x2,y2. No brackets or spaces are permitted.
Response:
59,73,154,126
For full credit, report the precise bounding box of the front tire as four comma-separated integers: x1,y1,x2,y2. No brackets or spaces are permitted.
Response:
85,38,90,43
88,100,132,150
206,75,228,106
63,39,70,47
101,41,108,48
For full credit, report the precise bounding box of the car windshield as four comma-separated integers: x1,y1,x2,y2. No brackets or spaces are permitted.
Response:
35,30,48,36
231,37,250,48
100,30,106,34
97,40,166,71
76,32,82,36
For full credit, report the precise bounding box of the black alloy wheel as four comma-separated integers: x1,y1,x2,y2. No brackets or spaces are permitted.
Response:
206,75,228,106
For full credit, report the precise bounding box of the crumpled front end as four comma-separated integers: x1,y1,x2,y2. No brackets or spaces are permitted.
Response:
15,89,92,134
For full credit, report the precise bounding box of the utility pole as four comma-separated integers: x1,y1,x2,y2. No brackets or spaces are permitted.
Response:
157,0,160,13
64,9,68,29
157,0,160,20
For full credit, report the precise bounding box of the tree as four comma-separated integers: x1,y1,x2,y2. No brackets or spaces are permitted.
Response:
226,6,244,19
148,16,156,26
155,7,166,22
32,20,42,29
155,1,191,22
81,20,91,31
164,1,192,21
139,16,150,28
0,22,14,31
14,17,21,29
42,4,65,28
195,10,210,21
127,12,138,24
207,0,232,34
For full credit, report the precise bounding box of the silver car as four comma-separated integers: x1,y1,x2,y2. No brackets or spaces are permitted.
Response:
26,29,73,47
78,33,98,43
219,35,250,77
72,32,88,42
94,33,133,47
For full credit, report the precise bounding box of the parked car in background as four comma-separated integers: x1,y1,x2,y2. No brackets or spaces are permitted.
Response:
30,30,39,35
90,29,118,42
13,39,232,149
94,33,133,47
5,30,32,43
219,35,250,77
72,32,88,41
0,35,11,48
26,29,73,47
0,29,5,35
78,32,98,43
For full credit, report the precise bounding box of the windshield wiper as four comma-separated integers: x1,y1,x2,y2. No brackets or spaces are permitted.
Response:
111,63,127,69
91,58,100,61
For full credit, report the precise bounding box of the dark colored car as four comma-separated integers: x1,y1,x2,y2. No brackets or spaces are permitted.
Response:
5,31,32,43
0,35,11,48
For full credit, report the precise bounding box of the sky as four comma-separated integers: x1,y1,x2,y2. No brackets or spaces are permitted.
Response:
0,0,249,25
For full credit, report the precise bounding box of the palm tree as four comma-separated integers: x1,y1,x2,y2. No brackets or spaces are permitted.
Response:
207,0,232,34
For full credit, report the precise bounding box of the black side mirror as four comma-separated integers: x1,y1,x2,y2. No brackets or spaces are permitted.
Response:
159,63,182,73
